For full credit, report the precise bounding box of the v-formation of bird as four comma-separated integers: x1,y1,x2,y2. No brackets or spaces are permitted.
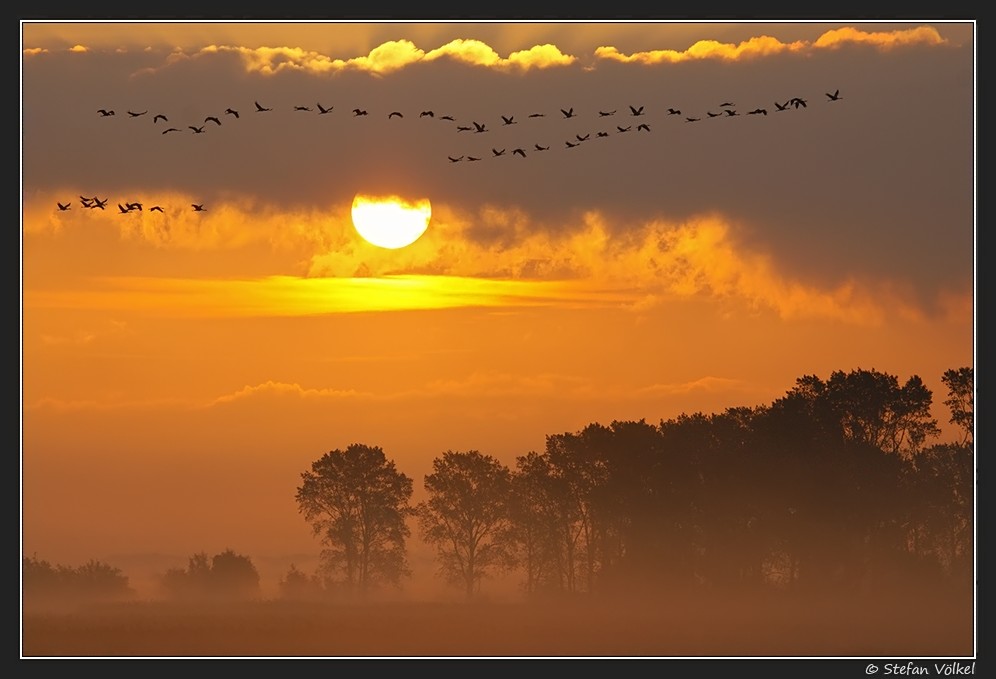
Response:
73,89,843,210
60,195,206,214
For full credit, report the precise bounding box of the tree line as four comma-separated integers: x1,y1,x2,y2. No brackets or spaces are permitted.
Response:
23,366,973,606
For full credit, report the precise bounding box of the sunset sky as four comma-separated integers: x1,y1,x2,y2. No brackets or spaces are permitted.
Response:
20,20,976,595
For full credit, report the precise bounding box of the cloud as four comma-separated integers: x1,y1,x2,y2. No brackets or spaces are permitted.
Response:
595,26,948,64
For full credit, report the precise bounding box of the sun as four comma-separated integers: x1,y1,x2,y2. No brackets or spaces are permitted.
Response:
351,194,431,249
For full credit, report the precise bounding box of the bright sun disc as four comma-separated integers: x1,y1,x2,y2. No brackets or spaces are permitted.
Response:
351,195,432,249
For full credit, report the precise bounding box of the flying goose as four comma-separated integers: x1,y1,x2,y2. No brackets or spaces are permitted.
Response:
57,202,71,211
826,89,842,101
128,110,147,117
97,109,115,116
153,114,168,123
255,101,272,112
205,116,221,125
191,204,206,211
225,108,240,118
317,103,333,114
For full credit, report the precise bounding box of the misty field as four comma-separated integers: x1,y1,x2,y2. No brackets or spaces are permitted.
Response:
22,587,973,658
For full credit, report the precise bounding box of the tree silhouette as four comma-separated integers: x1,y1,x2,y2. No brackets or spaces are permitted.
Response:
941,367,973,445
160,549,260,601
296,443,414,597
417,450,516,599
23,555,133,610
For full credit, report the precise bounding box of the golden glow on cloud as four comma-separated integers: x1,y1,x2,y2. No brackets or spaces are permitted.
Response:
24,191,940,326
596,26,947,64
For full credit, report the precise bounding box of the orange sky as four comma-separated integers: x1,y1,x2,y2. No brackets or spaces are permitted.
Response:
21,20,975,596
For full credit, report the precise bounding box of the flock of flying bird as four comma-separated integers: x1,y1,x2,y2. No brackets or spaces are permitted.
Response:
57,89,843,213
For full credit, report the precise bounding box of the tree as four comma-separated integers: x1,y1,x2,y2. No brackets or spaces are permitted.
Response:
160,549,259,601
941,367,973,444
296,443,414,597
417,450,516,599
278,564,326,601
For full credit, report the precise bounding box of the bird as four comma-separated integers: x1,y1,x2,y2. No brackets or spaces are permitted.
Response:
599,110,616,117
560,108,576,119
528,112,545,118
617,125,631,132
667,108,681,115
637,123,650,131
91,197,108,209
189,125,205,133
153,114,168,123
492,148,506,157
388,111,403,119
501,115,517,125
534,144,550,151
419,110,434,118
294,105,312,112
724,109,739,117
706,111,722,118
512,148,526,157
79,196,93,207
117,203,132,214
826,89,842,101
790,97,807,108
225,108,240,118
162,127,180,134
466,156,481,161
127,110,147,117
748,108,768,116
149,205,164,212
576,133,590,142
440,114,455,121
126,201,143,211
205,116,221,125
456,125,472,132
447,155,464,163
596,131,609,137
191,204,206,211
629,105,645,116
352,108,368,116
720,101,735,107
97,109,115,117
472,121,488,133
565,140,578,148
685,117,701,122
774,100,790,111
317,103,333,114
255,101,272,112
57,202,70,211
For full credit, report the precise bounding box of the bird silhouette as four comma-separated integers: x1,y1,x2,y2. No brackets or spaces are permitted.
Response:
473,121,488,133
467,156,481,161
447,155,464,163
57,202,70,211
826,89,842,101
97,109,115,117
162,127,180,134
205,116,221,125
599,110,616,117
91,197,108,209
191,204,206,211
576,133,590,141
617,125,631,132
720,101,735,107
534,144,550,151
128,110,147,117
153,114,168,123
255,101,272,112
637,123,650,131
126,201,143,211
706,111,722,118
492,148,506,157
596,131,609,137
225,108,240,118
790,97,807,108
560,108,576,119
629,105,645,116
512,148,526,157
352,108,368,116
79,196,93,207
686,117,701,122
420,110,434,118
748,108,767,116
440,114,455,121
456,125,472,132
528,112,545,118
317,103,333,114
667,108,681,115
189,125,205,133
388,111,403,119
118,203,133,214
724,109,739,117
501,115,517,125
149,206,164,212
294,105,312,112
565,140,579,148
774,101,790,111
